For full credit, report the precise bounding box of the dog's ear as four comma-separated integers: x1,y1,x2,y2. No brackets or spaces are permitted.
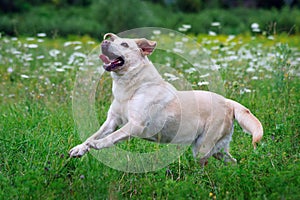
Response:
103,33,118,41
135,38,157,56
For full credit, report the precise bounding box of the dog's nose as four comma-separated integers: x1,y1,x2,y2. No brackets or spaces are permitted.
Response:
101,40,110,48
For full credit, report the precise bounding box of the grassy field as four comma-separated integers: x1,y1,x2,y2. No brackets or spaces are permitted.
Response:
0,33,299,199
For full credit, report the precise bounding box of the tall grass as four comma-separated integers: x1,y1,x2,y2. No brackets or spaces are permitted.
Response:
0,34,299,199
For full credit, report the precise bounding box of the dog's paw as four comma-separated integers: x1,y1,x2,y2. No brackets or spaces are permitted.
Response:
69,143,90,158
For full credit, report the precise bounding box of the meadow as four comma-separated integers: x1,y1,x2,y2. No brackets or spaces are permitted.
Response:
0,32,299,199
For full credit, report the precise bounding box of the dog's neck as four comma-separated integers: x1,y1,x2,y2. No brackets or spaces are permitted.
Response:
111,57,165,101
111,57,163,85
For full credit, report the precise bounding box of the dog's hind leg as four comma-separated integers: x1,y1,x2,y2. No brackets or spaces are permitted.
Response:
213,151,237,164
212,126,236,164
192,129,224,167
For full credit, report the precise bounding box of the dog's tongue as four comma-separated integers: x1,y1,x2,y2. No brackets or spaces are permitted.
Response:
99,54,110,64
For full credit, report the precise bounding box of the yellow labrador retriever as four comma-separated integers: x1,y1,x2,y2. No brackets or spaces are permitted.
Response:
69,33,263,166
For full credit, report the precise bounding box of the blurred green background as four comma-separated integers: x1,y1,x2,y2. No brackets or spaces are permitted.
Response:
0,0,299,38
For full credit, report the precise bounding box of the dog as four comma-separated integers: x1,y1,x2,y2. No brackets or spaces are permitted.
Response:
69,33,263,166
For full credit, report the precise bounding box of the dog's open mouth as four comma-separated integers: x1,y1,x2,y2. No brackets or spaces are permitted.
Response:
99,54,125,72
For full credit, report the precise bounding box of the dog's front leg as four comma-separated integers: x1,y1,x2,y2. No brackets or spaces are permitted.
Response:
86,121,145,150
69,115,119,157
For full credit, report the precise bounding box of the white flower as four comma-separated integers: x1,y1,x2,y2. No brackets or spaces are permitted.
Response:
227,35,235,42
28,44,38,49
54,62,62,66
200,73,210,78
198,81,209,86
246,67,256,72
251,23,260,32
178,27,187,32
21,74,30,79
74,46,82,50
182,24,192,29
49,49,61,57
164,73,179,81
87,41,95,45
153,30,161,35
37,33,46,37
251,23,259,29
208,31,216,36
36,55,45,59
56,68,65,72
240,88,252,94
172,48,184,54
211,22,221,27
185,67,196,74
7,67,13,73
182,37,189,42
64,41,73,47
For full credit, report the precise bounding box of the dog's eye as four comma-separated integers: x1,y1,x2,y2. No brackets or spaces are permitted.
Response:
121,42,129,48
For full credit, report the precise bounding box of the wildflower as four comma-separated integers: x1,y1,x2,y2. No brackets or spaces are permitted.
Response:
87,41,96,45
251,23,260,32
198,81,209,86
211,22,221,27
36,55,45,60
12,50,21,55
54,62,62,66
246,67,255,72
240,88,252,94
56,68,65,72
227,35,235,42
200,73,210,78
185,67,196,74
172,48,184,54
178,27,187,32
169,32,175,37
64,41,73,47
182,37,189,42
182,24,192,29
164,73,179,81
175,41,183,47
37,33,46,37
189,49,199,56
7,67,13,73
27,44,38,49
153,30,161,35
21,74,30,79
26,37,35,41
49,49,61,57
251,23,259,29
208,31,216,36
74,46,82,50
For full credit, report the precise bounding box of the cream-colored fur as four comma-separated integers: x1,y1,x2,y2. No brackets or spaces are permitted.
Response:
69,33,263,166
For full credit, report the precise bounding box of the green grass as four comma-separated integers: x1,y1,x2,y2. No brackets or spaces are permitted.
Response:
0,33,299,199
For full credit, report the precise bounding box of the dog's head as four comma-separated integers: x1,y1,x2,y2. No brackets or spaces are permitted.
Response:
99,33,156,72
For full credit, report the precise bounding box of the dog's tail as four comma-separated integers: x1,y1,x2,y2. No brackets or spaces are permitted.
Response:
228,99,263,149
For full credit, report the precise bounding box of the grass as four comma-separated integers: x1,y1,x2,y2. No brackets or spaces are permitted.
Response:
0,33,299,199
